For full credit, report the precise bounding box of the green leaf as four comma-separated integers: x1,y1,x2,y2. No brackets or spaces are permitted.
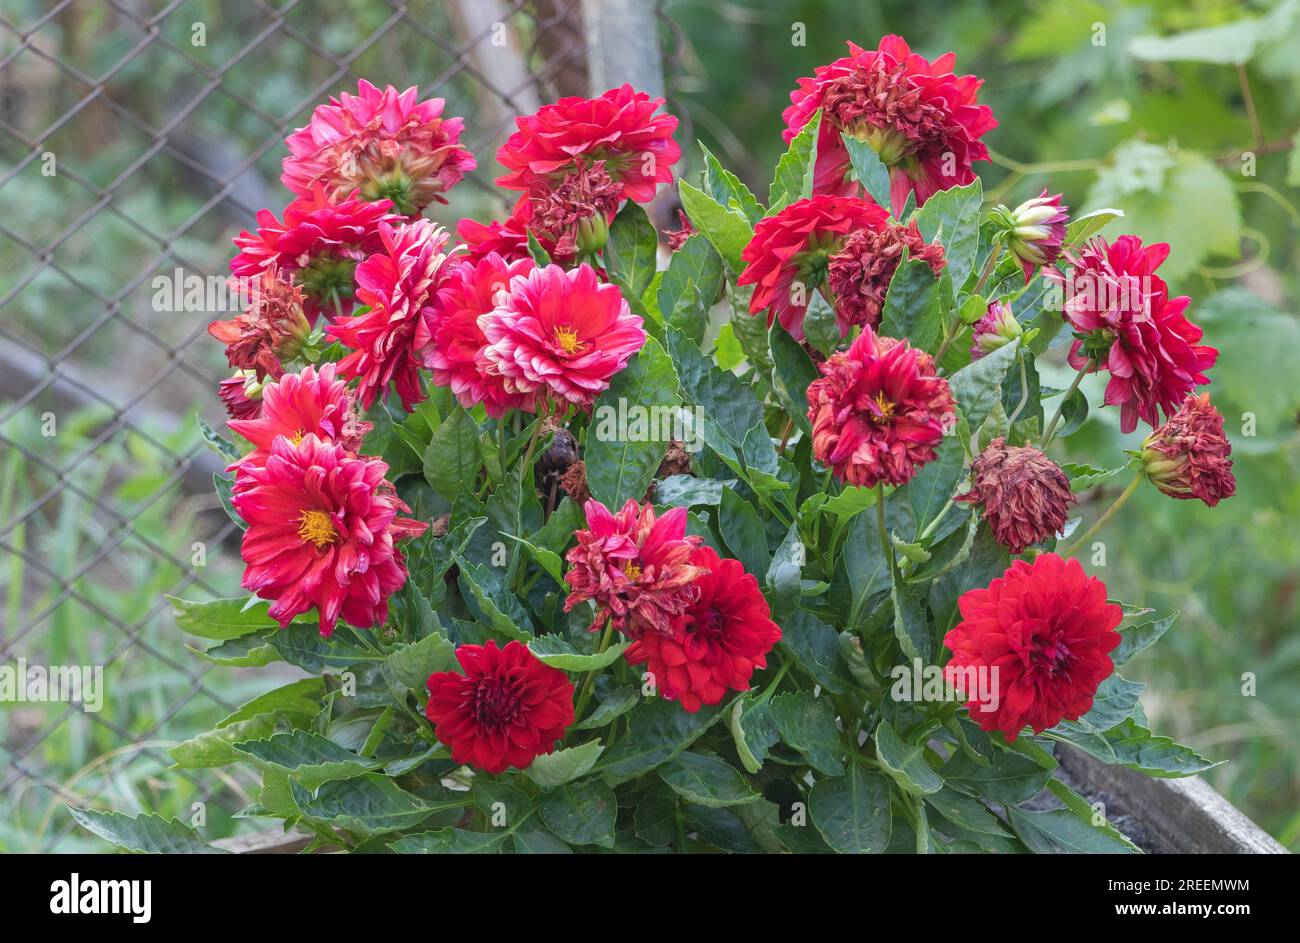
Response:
527,635,630,671
719,486,771,577
1045,718,1217,777
500,533,564,583
778,610,855,694
658,235,724,344
171,713,280,769
423,407,482,501
526,230,552,266
925,787,1011,837
1064,207,1124,247
769,109,820,211
700,141,763,223
513,829,572,854
879,258,944,353
605,200,658,299
457,562,532,640
189,633,276,667
1061,461,1124,493
842,133,892,210
875,720,943,795
291,774,466,836
526,739,605,789
1112,611,1179,666
68,809,226,854
217,677,323,729
664,326,765,452
1009,806,1138,854
808,764,893,854
728,696,780,774
1127,1,1297,65
768,321,819,435
232,730,383,789
654,474,731,508
658,752,759,808
891,575,933,664
390,828,507,854
802,292,841,358
940,747,1053,804
911,178,982,288
167,595,278,640
947,339,1020,432
596,699,722,784
586,336,681,507
679,178,754,274
268,624,382,672
769,691,845,775
539,780,617,847
198,416,241,461
384,631,456,690
901,432,965,538
766,522,804,615
573,686,640,730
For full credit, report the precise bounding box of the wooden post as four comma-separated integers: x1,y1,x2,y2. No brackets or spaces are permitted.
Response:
580,0,665,99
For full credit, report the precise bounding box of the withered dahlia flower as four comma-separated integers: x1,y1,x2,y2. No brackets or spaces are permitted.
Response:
496,84,681,204
329,218,455,411
208,265,310,380
425,640,574,775
282,79,475,215
1140,393,1236,507
826,217,945,333
1055,235,1217,434
969,299,1022,360
417,252,535,418
232,434,427,637
563,498,705,638
943,553,1122,740
958,437,1075,554
625,545,781,712
227,363,370,472
806,327,955,488
783,35,996,216
527,159,622,258
231,186,399,322
479,262,645,412
993,189,1068,283
737,194,890,339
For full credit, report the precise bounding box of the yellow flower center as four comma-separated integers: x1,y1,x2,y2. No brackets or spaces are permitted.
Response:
297,509,338,549
623,561,643,581
553,324,584,354
872,391,896,424
289,429,306,445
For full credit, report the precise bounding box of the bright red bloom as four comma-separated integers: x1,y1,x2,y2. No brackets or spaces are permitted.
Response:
232,434,427,637
1141,393,1236,507
807,327,955,488
480,262,645,411
457,211,533,265
207,265,310,379
783,35,996,215
417,253,535,418
943,553,1122,740
227,363,370,472
958,437,1076,554
827,217,945,333
1055,235,1217,433
563,498,705,638
282,79,475,214
738,194,889,339
496,84,680,204
219,372,262,420
425,640,574,775
625,545,781,712
231,187,398,322
329,219,455,411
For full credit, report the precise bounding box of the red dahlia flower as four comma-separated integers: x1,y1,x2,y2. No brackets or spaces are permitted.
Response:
993,189,1068,283
479,262,645,411
625,545,781,712
943,553,1122,740
207,265,310,380
232,434,427,637
1140,393,1236,507
227,363,370,472
665,209,696,252
957,437,1075,554
563,498,705,638
1054,235,1216,433
425,640,574,775
282,79,475,215
806,327,955,488
826,217,945,333
496,84,681,205
329,218,455,411
457,211,533,265
417,252,535,418
783,35,996,216
737,194,889,339
219,371,262,420
231,186,398,322
969,299,1022,360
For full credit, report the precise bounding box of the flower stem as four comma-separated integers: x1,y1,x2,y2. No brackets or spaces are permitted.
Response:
573,620,614,720
1040,361,1090,449
1061,472,1143,558
973,242,1005,297
875,483,896,581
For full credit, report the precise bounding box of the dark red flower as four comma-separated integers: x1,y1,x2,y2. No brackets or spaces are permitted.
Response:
958,437,1076,553
425,640,574,775
806,326,955,488
219,372,262,420
782,35,996,215
207,265,309,380
625,545,781,712
826,217,945,333
943,553,1122,740
737,194,889,339
1141,393,1236,507
457,211,533,265
665,208,696,252
1054,235,1217,433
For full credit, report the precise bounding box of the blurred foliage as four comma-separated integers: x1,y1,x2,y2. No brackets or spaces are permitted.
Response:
666,0,1300,846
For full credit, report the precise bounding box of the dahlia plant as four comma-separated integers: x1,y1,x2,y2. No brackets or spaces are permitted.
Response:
79,45,1241,855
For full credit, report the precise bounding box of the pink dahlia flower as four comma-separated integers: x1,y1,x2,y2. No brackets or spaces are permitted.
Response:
782,35,996,216
737,194,890,339
496,84,680,204
969,299,1022,360
282,79,475,215
806,326,955,488
232,434,427,637
328,218,456,411
995,189,1068,283
231,187,399,322
1140,393,1236,507
479,262,645,411
1055,235,1217,433
563,498,706,638
417,252,535,418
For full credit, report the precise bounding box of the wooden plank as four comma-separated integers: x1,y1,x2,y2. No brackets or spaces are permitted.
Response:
1058,744,1287,854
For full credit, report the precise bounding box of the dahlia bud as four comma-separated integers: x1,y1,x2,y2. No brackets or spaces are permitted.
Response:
990,190,1068,282
218,370,264,420
575,211,609,256
969,300,1022,360
1139,393,1236,507
958,437,1076,554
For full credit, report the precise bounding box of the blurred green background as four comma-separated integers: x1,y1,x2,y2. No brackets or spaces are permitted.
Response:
1,0,1296,849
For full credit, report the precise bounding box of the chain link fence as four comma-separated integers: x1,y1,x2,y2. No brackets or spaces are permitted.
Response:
0,0,625,852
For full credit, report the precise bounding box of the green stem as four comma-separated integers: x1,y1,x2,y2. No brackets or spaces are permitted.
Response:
1007,350,1030,428
1061,472,1143,558
972,242,1005,297
875,483,894,576
573,620,614,720
1040,361,1090,449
